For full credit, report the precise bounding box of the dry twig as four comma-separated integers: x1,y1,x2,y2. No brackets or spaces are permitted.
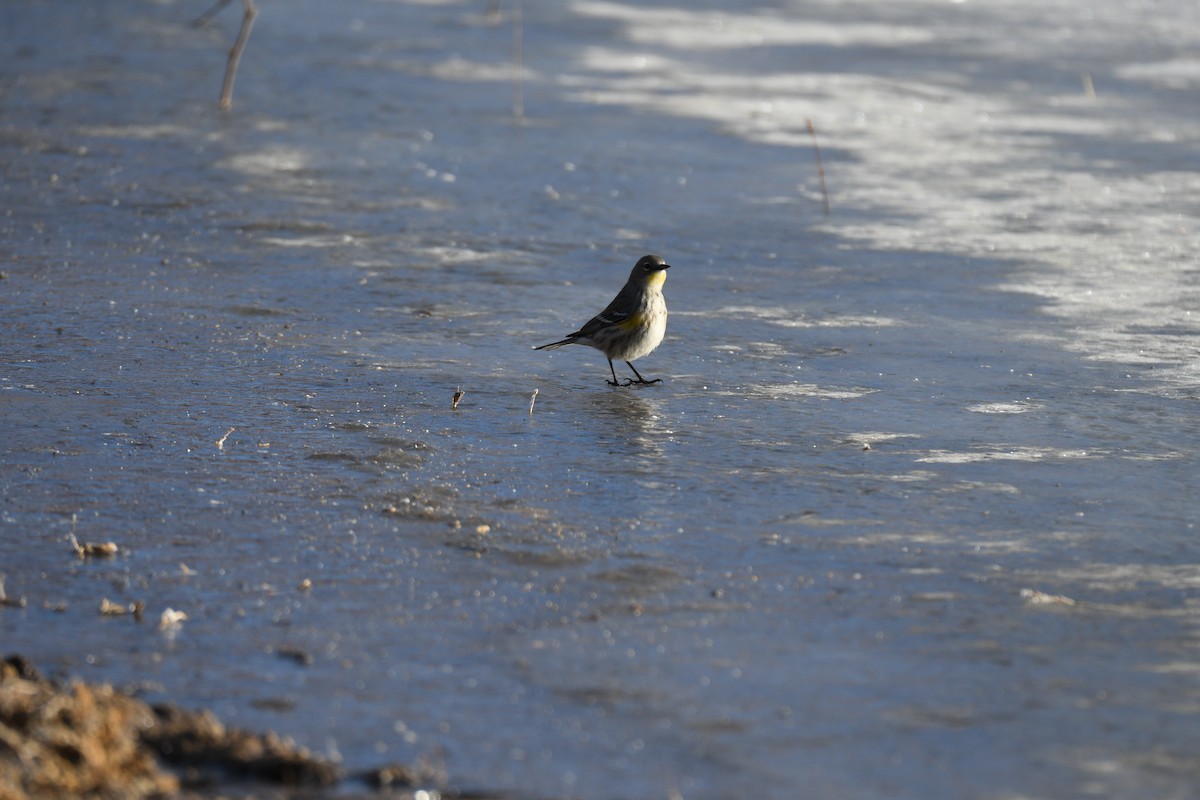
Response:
193,0,258,111
806,118,830,216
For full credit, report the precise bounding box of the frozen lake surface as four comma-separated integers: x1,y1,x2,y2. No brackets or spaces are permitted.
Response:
3,1,1199,797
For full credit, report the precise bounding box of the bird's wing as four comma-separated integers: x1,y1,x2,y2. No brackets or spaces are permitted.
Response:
572,308,632,338
570,284,639,338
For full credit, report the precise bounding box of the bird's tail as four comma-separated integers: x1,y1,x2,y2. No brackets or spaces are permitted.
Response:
533,338,575,351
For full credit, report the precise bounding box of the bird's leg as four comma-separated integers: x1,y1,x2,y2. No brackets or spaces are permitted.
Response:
625,362,662,385
606,359,621,386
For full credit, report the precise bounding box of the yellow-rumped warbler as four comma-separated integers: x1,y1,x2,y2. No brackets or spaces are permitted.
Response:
535,254,671,386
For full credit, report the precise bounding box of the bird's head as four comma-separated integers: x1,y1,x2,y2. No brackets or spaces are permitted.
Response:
630,254,670,288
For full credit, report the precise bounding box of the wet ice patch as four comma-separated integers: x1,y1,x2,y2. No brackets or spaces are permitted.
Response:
945,479,1022,495
1117,58,1200,90
368,56,536,83
967,401,1042,414
218,147,310,176
411,246,495,265
711,341,791,360
79,124,191,140
1046,563,1200,593
571,2,933,49
259,234,358,248
847,431,921,448
713,306,897,329
752,382,876,400
917,446,1093,463
772,314,898,330
563,0,1200,395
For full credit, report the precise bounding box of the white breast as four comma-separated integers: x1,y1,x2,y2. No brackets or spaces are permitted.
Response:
623,293,667,361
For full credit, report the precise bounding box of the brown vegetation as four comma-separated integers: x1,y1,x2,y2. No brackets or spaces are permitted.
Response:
0,655,338,799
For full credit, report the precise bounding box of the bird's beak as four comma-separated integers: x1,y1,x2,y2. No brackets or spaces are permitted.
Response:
659,263,671,271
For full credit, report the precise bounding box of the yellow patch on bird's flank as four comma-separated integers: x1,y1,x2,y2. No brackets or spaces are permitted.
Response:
617,312,645,330
646,269,667,289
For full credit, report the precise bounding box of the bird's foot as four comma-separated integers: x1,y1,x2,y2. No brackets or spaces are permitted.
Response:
607,376,661,387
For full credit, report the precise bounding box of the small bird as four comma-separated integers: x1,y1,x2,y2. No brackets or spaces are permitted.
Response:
535,254,671,386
